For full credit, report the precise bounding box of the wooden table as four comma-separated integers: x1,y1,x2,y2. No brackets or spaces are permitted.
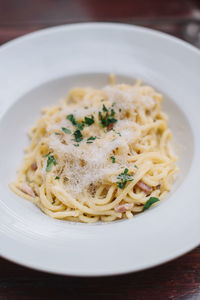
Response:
0,1,199,299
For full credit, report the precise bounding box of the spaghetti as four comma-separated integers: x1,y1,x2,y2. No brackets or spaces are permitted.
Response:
10,78,178,223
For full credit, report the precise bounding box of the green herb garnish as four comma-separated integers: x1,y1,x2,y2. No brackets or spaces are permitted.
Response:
134,165,138,169
99,105,117,128
113,129,121,136
110,156,116,163
73,129,83,142
87,136,96,141
86,136,96,144
55,132,61,135
52,200,55,204
77,122,85,130
73,144,79,147
84,115,94,126
66,114,77,126
62,127,71,134
46,155,57,172
103,104,108,112
84,106,88,109
111,108,115,116
142,197,160,211
67,114,85,130
116,168,133,189
119,108,122,112
55,176,60,180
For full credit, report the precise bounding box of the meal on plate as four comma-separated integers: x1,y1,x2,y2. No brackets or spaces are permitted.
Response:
10,76,178,223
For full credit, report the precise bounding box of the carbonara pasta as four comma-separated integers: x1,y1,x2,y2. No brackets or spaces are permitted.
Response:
10,77,178,223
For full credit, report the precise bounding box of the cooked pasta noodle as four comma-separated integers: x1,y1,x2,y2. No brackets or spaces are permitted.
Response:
10,77,178,223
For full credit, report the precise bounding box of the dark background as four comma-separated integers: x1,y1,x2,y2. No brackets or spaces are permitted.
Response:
0,1,200,299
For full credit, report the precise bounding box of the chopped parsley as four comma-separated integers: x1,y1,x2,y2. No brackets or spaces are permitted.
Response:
142,197,160,211
67,114,84,130
87,136,96,140
73,129,83,142
55,132,61,135
116,168,133,189
66,114,77,126
62,127,71,134
73,143,79,147
84,106,88,109
119,108,122,112
110,156,116,163
99,105,117,128
46,155,57,172
134,165,138,169
76,122,85,130
86,136,96,144
111,108,115,116
52,200,55,204
103,104,108,112
67,113,93,130
113,129,121,136
55,176,60,180
84,115,94,126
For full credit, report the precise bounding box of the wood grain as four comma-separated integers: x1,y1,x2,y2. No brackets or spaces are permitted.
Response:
0,0,200,46
0,0,199,23
0,0,200,299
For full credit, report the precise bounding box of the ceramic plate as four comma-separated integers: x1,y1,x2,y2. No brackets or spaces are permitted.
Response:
0,23,199,276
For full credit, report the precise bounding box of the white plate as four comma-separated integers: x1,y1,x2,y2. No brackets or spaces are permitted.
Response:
0,23,199,277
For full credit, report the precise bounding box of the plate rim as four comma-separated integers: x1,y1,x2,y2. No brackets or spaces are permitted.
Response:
0,22,199,276
0,232,199,277
1,22,200,56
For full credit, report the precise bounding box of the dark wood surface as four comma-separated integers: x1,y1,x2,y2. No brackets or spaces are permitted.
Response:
0,0,199,299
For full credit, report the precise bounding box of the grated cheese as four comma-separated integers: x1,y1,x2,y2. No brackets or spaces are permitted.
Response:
45,83,159,195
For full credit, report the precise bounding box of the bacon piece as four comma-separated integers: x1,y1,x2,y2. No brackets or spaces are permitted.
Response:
115,203,133,213
136,180,152,194
31,162,37,171
19,183,35,197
